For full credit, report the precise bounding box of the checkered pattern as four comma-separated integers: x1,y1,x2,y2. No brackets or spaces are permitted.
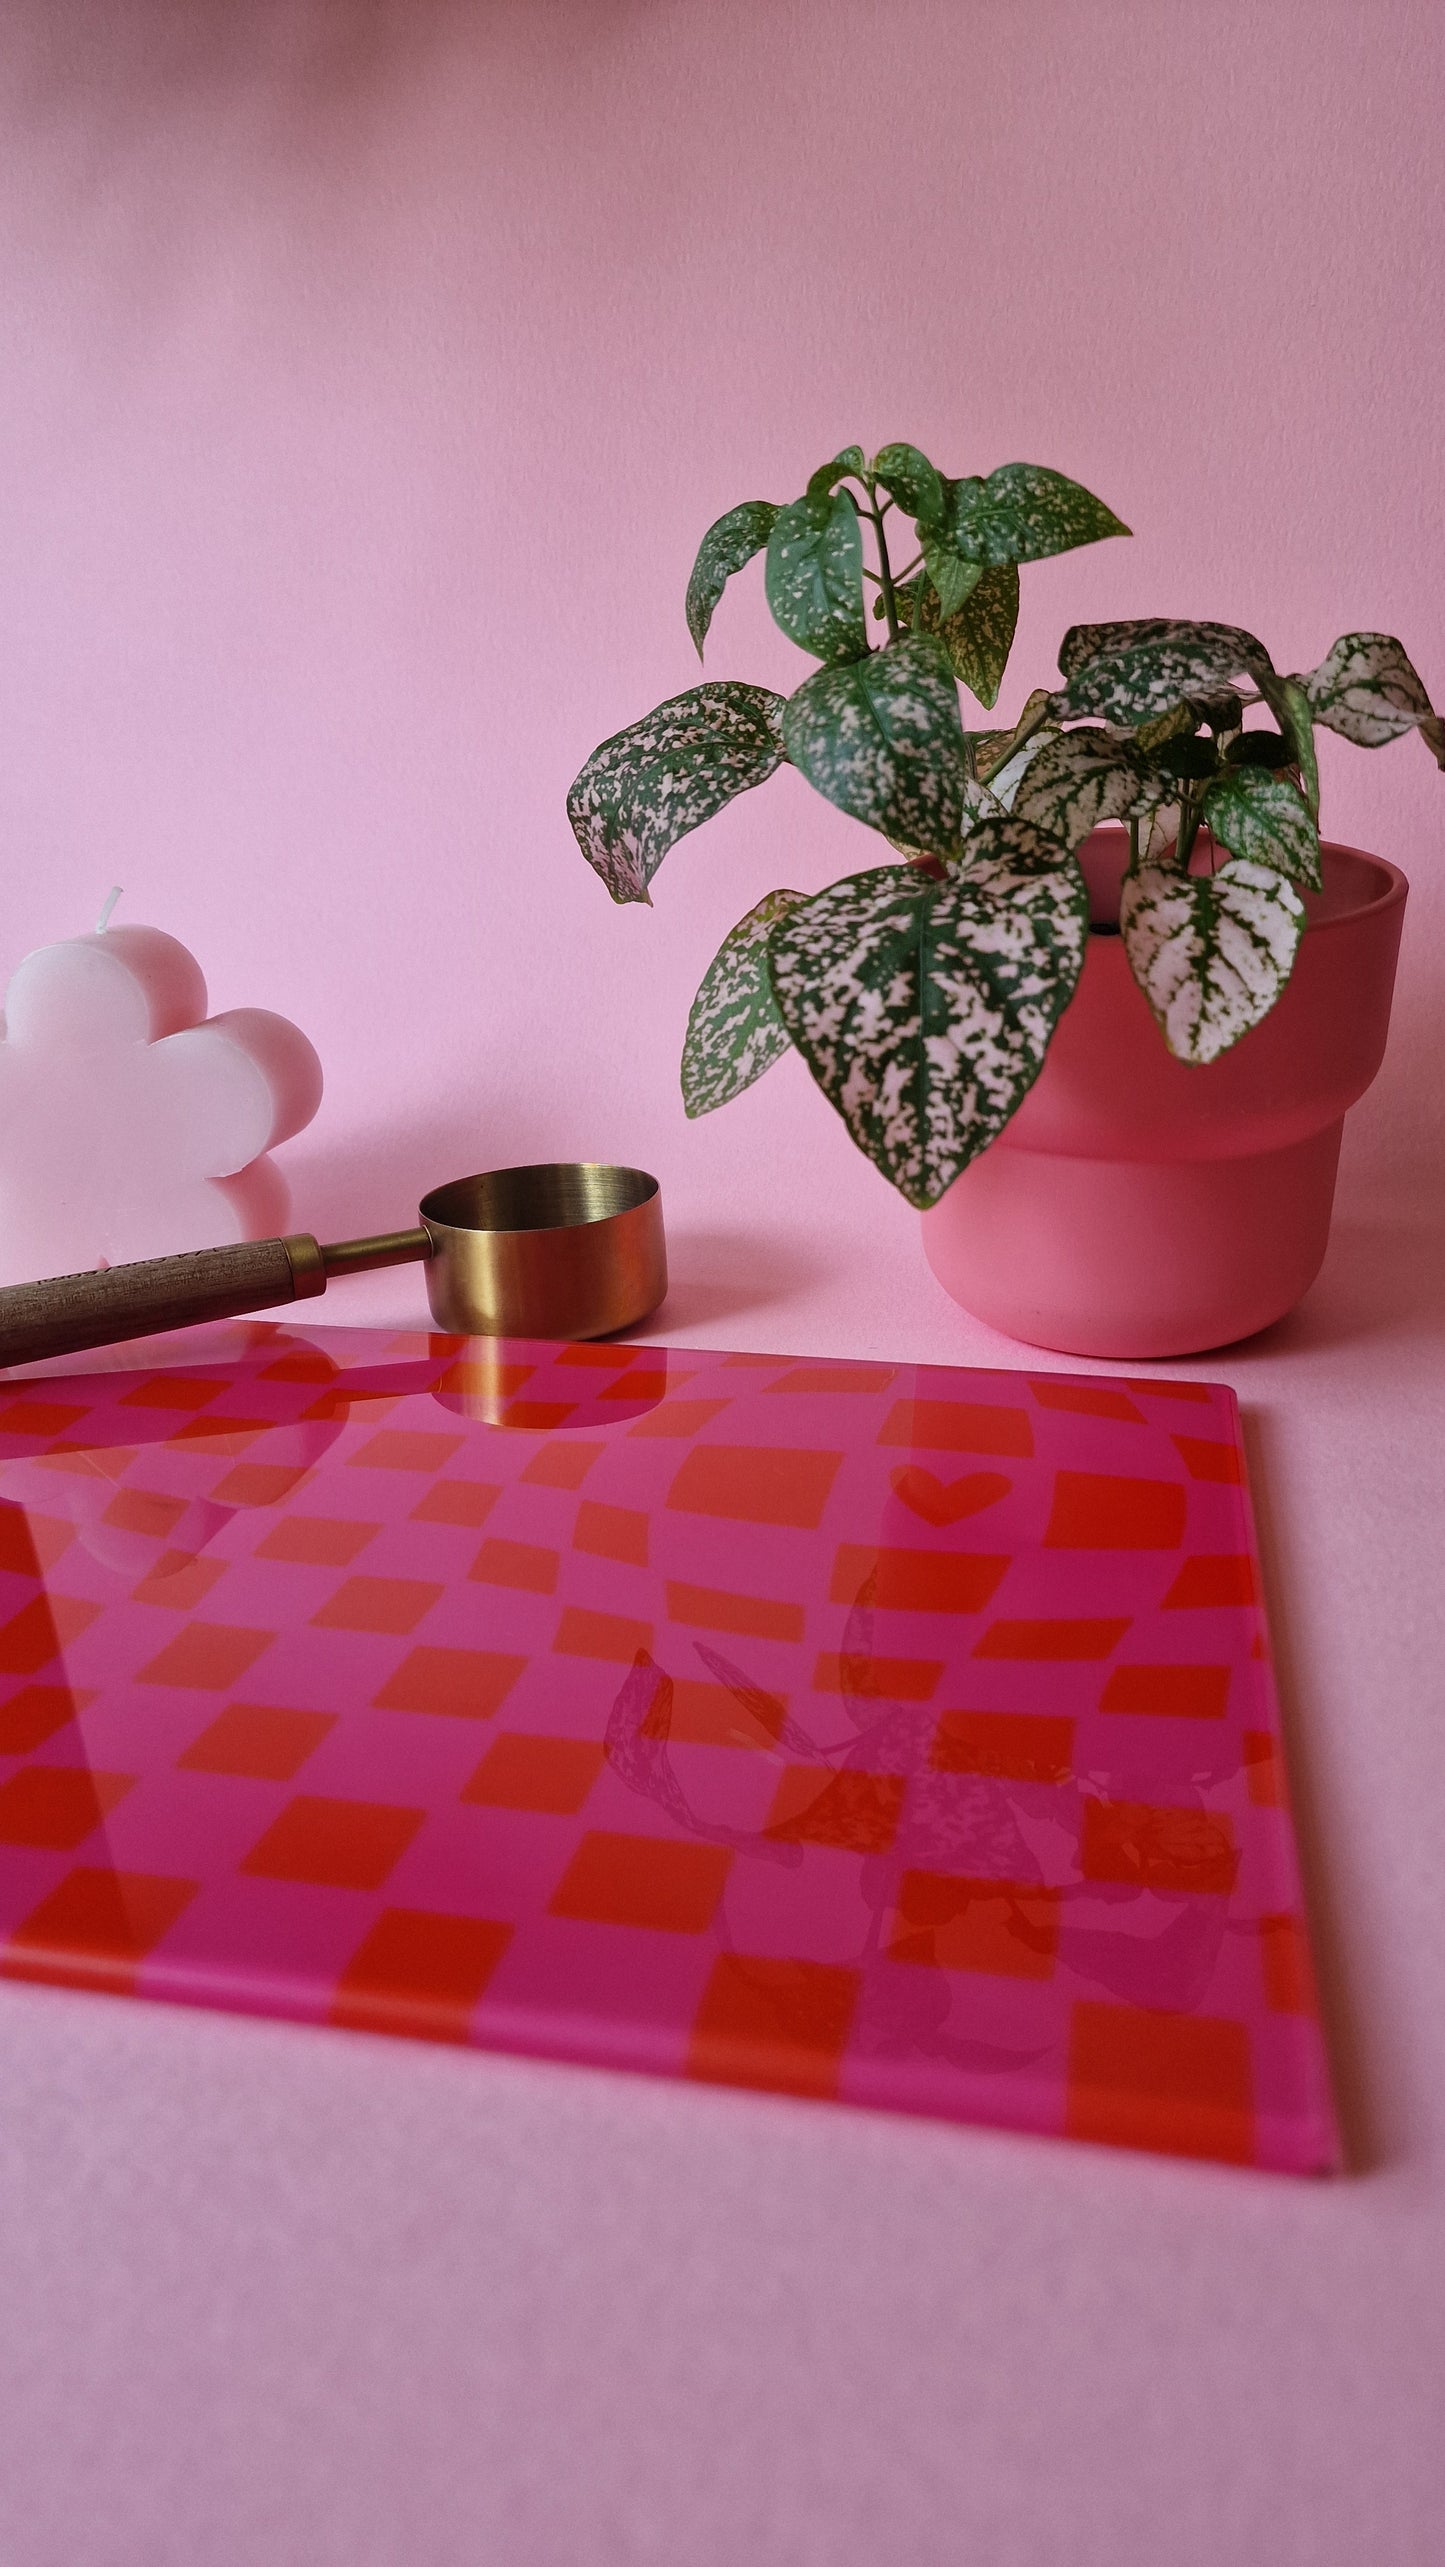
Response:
0,1322,1336,2173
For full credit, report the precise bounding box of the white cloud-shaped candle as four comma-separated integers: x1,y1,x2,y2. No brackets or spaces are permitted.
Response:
0,906,322,1287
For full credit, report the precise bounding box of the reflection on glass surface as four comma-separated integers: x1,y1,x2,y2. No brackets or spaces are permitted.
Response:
0,1323,1335,2171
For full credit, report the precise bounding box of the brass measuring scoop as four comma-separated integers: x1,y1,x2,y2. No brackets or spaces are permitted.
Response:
0,1163,666,1370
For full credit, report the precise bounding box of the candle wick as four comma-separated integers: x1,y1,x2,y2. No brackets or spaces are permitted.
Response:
96,886,123,934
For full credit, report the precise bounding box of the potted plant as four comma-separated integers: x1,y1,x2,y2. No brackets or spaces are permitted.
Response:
567,444,1440,1355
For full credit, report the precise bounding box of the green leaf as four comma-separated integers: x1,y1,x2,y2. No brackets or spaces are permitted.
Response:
567,682,787,905
765,490,868,663
1201,767,1322,889
937,564,1020,708
765,827,1089,1206
1274,675,1319,822
871,442,945,531
780,633,967,855
1010,728,1143,846
906,564,1020,708
681,888,805,1118
1120,858,1306,1064
806,447,867,506
944,464,1130,566
1301,632,1440,749
922,543,984,621
1152,734,1221,783
1060,620,1275,724
685,501,779,658
1224,730,1295,770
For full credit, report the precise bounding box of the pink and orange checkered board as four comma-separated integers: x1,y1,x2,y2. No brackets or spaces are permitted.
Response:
0,1323,1335,2172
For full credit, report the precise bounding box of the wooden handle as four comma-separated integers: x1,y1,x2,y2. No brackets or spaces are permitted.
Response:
0,1234,326,1371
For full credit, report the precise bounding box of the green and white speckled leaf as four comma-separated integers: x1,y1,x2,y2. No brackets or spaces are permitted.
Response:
1010,728,1143,846
806,447,867,506
943,465,1129,567
685,501,779,658
765,490,868,663
567,682,786,905
781,633,967,856
1301,632,1439,750
765,826,1089,1206
1059,619,1275,724
1201,766,1321,889
681,887,805,1118
1272,675,1320,820
922,543,984,622
871,442,945,531
1120,858,1305,1064
905,565,1021,708
1423,713,1445,769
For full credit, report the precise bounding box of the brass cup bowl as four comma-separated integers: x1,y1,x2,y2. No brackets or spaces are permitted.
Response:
418,1162,666,1340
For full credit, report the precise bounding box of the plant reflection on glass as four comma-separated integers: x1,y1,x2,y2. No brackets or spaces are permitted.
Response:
568,446,1441,1206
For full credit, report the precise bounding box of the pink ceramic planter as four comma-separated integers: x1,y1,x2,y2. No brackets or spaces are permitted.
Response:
921,828,1408,1358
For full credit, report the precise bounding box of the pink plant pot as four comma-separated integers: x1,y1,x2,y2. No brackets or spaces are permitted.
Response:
920,828,1408,1358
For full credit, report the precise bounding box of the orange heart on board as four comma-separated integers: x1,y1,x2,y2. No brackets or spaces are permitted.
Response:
890,1466,1012,1526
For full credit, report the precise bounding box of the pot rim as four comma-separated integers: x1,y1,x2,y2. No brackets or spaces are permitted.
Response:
1083,825,1408,936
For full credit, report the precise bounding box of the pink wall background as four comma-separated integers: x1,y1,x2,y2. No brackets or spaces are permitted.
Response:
2,6,1444,2563
2,0,1442,1290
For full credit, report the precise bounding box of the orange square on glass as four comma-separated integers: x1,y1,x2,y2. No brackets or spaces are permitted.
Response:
311,1576,442,1635
687,1954,860,2098
1080,1798,1238,1894
256,1516,379,1567
666,1445,843,1529
137,1622,275,1689
1066,2000,1255,2163
1171,1434,1241,1484
575,1501,649,1566
349,1430,467,1472
212,1463,314,1508
1243,1730,1284,1806
554,1607,654,1663
548,1830,730,1933
470,1538,559,1595
331,1907,511,2043
1260,1913,1315,2014
1043,1471,1186,1549
1,1866,197,1993
103,1488,187,1538
929,1709,1074,1783
131,1555,228,1611
520,1442,604,1489
812,1651,943,1701
0,1594,101,1676
1162,1555,1259,1609
764,1765,905,1855
119,1375,228,1411
462,1732,605,1815
974,1617,1129,1662
663,1679,786,1751
410,1479,501,1528
1100,1664,1231,1720
878,1398,1032,1457
830,1544,1009,1615
0,1764,133,1850
886,1870,1060,1978
241,1794,424,1891
179,1703,336,1780
374,1646,526,1720
1030,1380,1144,1424
0,1683,91,1755
665,1580,803,1643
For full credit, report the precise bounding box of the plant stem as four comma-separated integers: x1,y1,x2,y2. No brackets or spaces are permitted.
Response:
865,489,901,643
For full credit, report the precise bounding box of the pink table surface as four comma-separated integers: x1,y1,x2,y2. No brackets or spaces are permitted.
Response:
3,1113,1441,2567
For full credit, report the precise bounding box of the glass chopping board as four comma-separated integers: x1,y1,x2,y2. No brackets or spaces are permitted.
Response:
0,1322,1336,2173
